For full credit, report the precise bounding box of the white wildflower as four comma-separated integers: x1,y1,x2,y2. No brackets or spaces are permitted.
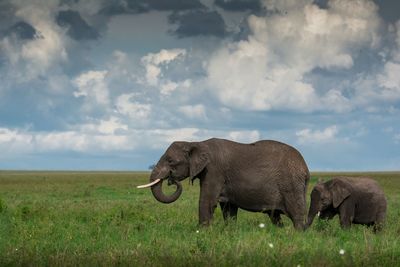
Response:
259,223,265,228
339,249,345,255
268,243,274,248
196,230,200,233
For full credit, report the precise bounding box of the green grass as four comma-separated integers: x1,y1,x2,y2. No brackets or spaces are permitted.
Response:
0,171,399,266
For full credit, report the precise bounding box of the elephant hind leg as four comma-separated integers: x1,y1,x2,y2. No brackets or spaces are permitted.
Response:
266,210,284,227
220,202,238,222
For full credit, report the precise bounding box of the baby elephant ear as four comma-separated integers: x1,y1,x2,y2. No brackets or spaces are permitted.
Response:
189,144,210,179
331,181,351,208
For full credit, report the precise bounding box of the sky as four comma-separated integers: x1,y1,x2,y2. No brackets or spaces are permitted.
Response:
0,0,399,171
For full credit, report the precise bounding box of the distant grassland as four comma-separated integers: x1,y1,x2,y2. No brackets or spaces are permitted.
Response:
0,171,399,266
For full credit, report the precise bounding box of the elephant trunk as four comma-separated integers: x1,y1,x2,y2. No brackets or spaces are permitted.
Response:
149,167,182,204
306,198,320,229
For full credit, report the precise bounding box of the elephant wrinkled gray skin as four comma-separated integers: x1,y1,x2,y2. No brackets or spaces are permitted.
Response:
306,177,387,231
138,138,310,229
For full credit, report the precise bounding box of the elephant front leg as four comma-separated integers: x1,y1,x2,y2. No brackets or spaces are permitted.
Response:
198,179,222,226
338,201,354,229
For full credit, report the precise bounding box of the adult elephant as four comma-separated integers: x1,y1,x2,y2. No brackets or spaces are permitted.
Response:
137,138,310,229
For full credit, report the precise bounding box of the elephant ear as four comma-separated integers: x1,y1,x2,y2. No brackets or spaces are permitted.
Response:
331,180,351,208
189,143,210,179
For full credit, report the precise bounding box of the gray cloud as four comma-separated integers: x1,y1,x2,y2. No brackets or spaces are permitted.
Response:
100,0,205,16
214,0,262,12
373,0,400,23
0,1,15,29
56,10,99,40
142,0,204,11
169,10,227,38
3,21,38,40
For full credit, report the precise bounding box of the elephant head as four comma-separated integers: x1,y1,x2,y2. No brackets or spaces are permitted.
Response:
137,141,210,203
306,179,351,228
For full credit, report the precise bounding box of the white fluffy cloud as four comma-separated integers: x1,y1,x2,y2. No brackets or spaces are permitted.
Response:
80,117,128,135
178,104,207,120
73,70,110,107
227,130,261,143
207,0,381,112
141,48,186,86
0,0,67,82
0,127,33,152
115,93,152,120
394,21,400,61
0,126,262,155
375,21,400,101
378,62,400,96
296,125,339,144
351,21,400,107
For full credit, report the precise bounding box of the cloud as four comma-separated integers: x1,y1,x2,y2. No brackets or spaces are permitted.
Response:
144,0,205,11
206,0,382,112
73,70,110,108
160,81,179,95
169,10,227,38
0,126,134,154
148,128,261,146
142,48,187,65
115,93,152,120
214,0,262,12
3,21,38,40
99,0,205,16
0,0,67,82
63,0,105,17
395,21,400,59
350,21,400,107
378,62,400,96
80,117,128,135
227,130,260,143
178,104,207,120
0,127,33,152
0,126,261,155
56,10,99,40
141,48,186,86
0,1,16,32
296,125,339,144
374,21,400,100
160,79,191,95
373,0,400,23
263,0,313,12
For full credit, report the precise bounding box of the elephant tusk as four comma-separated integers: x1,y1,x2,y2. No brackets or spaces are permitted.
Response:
137,179,161,189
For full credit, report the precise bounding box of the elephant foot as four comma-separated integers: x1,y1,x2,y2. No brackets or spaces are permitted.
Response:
292,218,306,231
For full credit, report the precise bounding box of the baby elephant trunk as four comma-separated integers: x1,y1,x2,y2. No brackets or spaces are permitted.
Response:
306,199,320,229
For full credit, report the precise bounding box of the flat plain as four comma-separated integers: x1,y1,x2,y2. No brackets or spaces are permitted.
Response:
0,171,399,266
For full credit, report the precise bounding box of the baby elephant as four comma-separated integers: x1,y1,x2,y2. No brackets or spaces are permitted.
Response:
306,177,386,231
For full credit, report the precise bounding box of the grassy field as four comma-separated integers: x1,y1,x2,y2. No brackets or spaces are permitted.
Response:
0,171,399,266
